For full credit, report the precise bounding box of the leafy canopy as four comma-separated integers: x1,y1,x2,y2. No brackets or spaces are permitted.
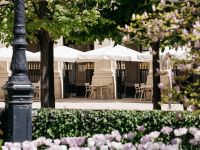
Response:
0,0,156,45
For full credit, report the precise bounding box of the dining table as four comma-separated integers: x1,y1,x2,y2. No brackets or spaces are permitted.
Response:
90,84,109,99
139,84,153,101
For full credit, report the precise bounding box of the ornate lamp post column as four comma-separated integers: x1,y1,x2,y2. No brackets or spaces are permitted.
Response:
4,0,34,142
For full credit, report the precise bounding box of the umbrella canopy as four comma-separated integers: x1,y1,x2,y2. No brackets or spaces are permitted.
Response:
34,46,83,62
54,46,83,62
76,45,141,62
137,46,190,62
0,46,39,61
137,51,153,62
161,46,190,60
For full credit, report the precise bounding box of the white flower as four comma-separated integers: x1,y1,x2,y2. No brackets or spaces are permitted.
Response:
152,5,156,11
22,141,37,150
189,127,198,135
49,145,62,150
87,138,95,147
4,142,21,150
143,12,148,18
152,142,160,149
158,142,166,149
108,141,123,150
149,131,160,139
194,131,200,142
100,145,109,150
165,144,179,150
60,145,68,150
44,138,53,146
143,142,153,150
54,139,61,145
132,13,136,19
2,146,9,150
174,128,188,136
160,0,166,5
33,137,46,146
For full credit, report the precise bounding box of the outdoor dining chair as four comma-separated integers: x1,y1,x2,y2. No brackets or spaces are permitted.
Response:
139,83,153,101
33,82,40,100
134,84,143,100
85,83,92,98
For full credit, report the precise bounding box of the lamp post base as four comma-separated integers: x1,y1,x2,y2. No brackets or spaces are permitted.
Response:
4,83,34,142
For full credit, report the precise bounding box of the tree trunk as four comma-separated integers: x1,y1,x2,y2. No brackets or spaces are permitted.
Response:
48,39,55,108
38,30,55,108
38,0,55,108
151,42,161,110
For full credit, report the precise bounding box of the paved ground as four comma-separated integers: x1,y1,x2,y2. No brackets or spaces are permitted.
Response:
0,98,184,111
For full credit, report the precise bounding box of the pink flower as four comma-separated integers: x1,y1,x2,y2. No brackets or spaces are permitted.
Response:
123,132,135,140
160,0,166,5
194,131,200,141
123,143,135,150
189,139,198,145
53,139,61,145
22,141,37,150
171,138,182,145
158,83,164,90
174,85,180,93
161,126,173,135
2,146,9,150
111,130,122,142
149,131,160,139
33,137,46,146
140,135,151,144
156,68,160,74
44,138,52,146
137,125,145,132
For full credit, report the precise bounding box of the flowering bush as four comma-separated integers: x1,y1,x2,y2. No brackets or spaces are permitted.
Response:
170,50,200,110
32,109,200,140
3,126,200,150
121,0,200,109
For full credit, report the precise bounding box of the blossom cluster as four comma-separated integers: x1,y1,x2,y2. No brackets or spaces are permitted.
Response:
2,126,200,150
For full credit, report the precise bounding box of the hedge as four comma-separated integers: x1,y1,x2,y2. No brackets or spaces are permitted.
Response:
32,109,200,140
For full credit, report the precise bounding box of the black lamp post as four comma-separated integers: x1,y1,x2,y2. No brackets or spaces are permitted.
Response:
4,0,34,142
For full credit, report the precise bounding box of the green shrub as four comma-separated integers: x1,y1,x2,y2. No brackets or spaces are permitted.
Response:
32,109,200,140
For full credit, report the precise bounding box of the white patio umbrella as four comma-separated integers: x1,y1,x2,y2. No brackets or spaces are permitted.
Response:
34,46,83,62
137,51,153,62
137,46,190,62
76,44,141,62
0,46,39,61
54,46,83,62
161,46,191,60
0,46,12,61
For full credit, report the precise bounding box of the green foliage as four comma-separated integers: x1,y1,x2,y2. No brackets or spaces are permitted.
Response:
0,0,155,45
32,109,200,141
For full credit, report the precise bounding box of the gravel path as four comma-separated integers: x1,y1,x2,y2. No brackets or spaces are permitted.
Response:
0,98,183,111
